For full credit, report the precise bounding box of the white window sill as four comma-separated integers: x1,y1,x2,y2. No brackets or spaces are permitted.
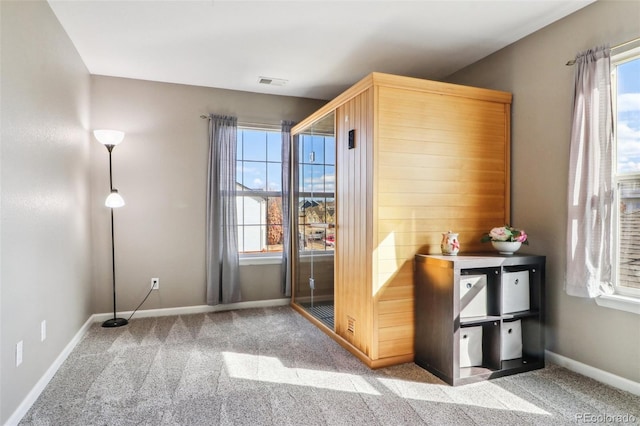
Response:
299,251,334,259
239,255,282,266
595,293,640,315
238,251,334,266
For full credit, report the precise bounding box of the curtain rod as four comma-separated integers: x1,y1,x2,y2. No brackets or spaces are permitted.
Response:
200,115,280,129
566,36,640,65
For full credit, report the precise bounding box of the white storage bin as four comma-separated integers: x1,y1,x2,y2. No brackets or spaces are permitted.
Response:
459,326,483,368
502,270,530,314
460,275,487,319
501,320,523,360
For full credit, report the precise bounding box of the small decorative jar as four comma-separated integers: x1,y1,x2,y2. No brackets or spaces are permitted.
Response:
441,231,460,255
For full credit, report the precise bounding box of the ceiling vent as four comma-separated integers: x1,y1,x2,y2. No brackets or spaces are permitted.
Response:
258,76,288,86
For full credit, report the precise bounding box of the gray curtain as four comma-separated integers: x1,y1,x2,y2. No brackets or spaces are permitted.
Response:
281,121,296,296
206,115,241,305
566,46,615,298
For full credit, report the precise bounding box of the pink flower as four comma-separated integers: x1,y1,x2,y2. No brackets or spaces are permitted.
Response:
489,227,510,241
515,231,528,243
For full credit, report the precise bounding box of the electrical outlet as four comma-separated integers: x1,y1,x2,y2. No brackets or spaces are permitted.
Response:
41,320,47,342
16,341,23,366
151,277,159,290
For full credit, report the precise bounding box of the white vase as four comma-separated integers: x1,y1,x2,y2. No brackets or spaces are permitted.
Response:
491,241,522,255
441,231,460,255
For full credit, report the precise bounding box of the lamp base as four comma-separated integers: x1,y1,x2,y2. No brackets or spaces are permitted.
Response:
102,317,128,328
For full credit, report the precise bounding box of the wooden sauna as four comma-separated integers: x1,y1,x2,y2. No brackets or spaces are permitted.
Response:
290,72,512,368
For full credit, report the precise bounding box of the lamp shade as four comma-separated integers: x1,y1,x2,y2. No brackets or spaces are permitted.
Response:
94,129,125,146
105,189,125,208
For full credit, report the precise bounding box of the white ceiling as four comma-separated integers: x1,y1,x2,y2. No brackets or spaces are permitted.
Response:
48,0,595,100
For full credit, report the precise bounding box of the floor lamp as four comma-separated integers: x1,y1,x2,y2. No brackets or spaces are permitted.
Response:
94,129,128,328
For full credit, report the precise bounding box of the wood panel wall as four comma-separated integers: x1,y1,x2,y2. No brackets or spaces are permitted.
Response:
335,88,374,355
372,84,511,362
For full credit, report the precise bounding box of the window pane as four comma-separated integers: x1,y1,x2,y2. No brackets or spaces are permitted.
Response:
301,165,321,193
298,198,307,223
236,161,244,189
236,129,283,254
325,197,336,225
325,136,336,165
302,134,313,164
266,226,283,252
618,180,640,290
304,225,326,251
236,134,243,160
266,197,283,225
237,226,245,252
298,198,316,225
238,195,265,225
267,162,282,191
243,225,264,252
262,197,282,251
242,161,267,190
306,198,326,223
616,58,640,174
312,135,325,164
308,165,325,193
267,132,281,162
300,164,310,192
236,196,244,227
324,166,335,192
242,130,267,162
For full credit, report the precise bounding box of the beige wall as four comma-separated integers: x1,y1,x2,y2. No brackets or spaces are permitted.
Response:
0,1,92,423
446,0,640,382
90,76,326,313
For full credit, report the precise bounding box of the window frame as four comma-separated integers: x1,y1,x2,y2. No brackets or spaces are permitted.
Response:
235,125,285,257
296,131,336,255
610,44,640,299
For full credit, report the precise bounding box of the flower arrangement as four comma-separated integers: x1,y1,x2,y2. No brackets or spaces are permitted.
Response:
481,225,529,245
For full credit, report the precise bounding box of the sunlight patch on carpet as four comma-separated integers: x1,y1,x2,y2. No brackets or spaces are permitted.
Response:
377,377,551,415
223,352,380,395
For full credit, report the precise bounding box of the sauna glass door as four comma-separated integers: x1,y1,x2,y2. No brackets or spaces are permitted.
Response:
292,112,336,329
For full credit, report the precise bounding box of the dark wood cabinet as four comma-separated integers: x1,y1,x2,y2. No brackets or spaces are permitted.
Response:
414,254,545,386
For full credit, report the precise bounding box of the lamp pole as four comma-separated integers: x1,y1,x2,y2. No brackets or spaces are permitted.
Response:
95,132,128,328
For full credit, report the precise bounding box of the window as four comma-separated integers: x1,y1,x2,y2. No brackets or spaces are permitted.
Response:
612,46,640,297
298,132,335,253
236,128,283,254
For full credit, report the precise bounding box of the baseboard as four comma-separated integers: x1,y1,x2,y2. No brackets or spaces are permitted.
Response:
91,298,291,322
546,350,640,396
5,298,291,426
5,315,95,426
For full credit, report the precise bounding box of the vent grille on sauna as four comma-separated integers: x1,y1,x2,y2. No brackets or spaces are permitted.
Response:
347,317,355,334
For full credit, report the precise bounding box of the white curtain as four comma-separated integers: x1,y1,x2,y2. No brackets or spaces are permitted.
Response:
566,46,615,298
206,115,241,305
280,121,296,297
